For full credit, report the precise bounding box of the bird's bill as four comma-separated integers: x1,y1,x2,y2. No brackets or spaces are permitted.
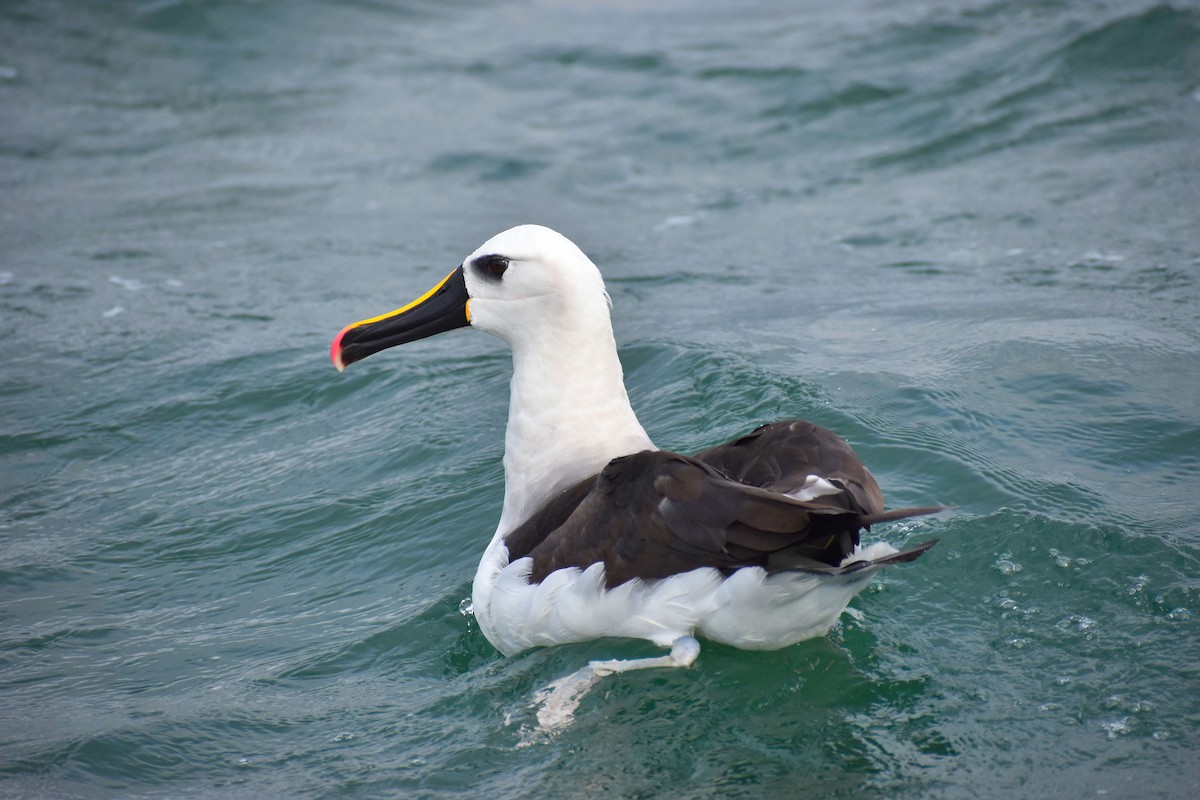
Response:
330,266,471,371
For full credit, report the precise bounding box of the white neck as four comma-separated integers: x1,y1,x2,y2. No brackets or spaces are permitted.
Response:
494,316,654,534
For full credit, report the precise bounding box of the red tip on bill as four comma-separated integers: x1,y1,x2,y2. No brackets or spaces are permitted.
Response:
330,324,352,372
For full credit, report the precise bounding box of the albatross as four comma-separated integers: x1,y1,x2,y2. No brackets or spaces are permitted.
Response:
330,224,940,727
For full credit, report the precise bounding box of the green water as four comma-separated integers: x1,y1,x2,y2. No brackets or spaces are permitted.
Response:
3,1,1199,797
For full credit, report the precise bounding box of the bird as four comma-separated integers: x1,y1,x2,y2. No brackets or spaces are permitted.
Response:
330,224,941,728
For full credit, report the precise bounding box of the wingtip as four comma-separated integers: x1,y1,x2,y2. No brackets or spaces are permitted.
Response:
859,505,950,527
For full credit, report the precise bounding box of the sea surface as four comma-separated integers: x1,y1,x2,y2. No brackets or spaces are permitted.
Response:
3,1,1199,797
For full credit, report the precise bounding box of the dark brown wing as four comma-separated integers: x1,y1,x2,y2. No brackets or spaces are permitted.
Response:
504,448,939,589
502,477,594,567
693,420,885,515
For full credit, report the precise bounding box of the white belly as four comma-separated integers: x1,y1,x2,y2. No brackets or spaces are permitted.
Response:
471,539,899,656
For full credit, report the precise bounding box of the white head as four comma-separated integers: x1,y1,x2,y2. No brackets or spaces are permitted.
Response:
330,224,615,369
461,225,613,349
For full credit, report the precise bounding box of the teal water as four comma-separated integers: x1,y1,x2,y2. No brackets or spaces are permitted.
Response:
3,0,1199,797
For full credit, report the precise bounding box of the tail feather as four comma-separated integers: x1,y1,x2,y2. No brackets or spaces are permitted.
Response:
765,504,947,576
847,538,940,571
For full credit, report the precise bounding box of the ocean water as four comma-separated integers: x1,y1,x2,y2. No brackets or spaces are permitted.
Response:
2,0,1199,797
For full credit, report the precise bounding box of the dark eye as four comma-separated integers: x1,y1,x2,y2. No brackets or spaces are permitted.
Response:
477,254,509,279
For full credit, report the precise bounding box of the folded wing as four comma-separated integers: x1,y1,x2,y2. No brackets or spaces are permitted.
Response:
504,421,939,589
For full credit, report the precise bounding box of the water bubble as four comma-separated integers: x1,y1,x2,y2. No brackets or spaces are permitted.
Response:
458,598,474,617
236,757,252,767
1101,717,1131,739
994,557,1022,575
1127,575,1148,595
331,732,354,743
1055,555,1071,568
1038,702,1060,712
1166,608,1192,621
1057,615,1097,634
1055,675,1071,686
